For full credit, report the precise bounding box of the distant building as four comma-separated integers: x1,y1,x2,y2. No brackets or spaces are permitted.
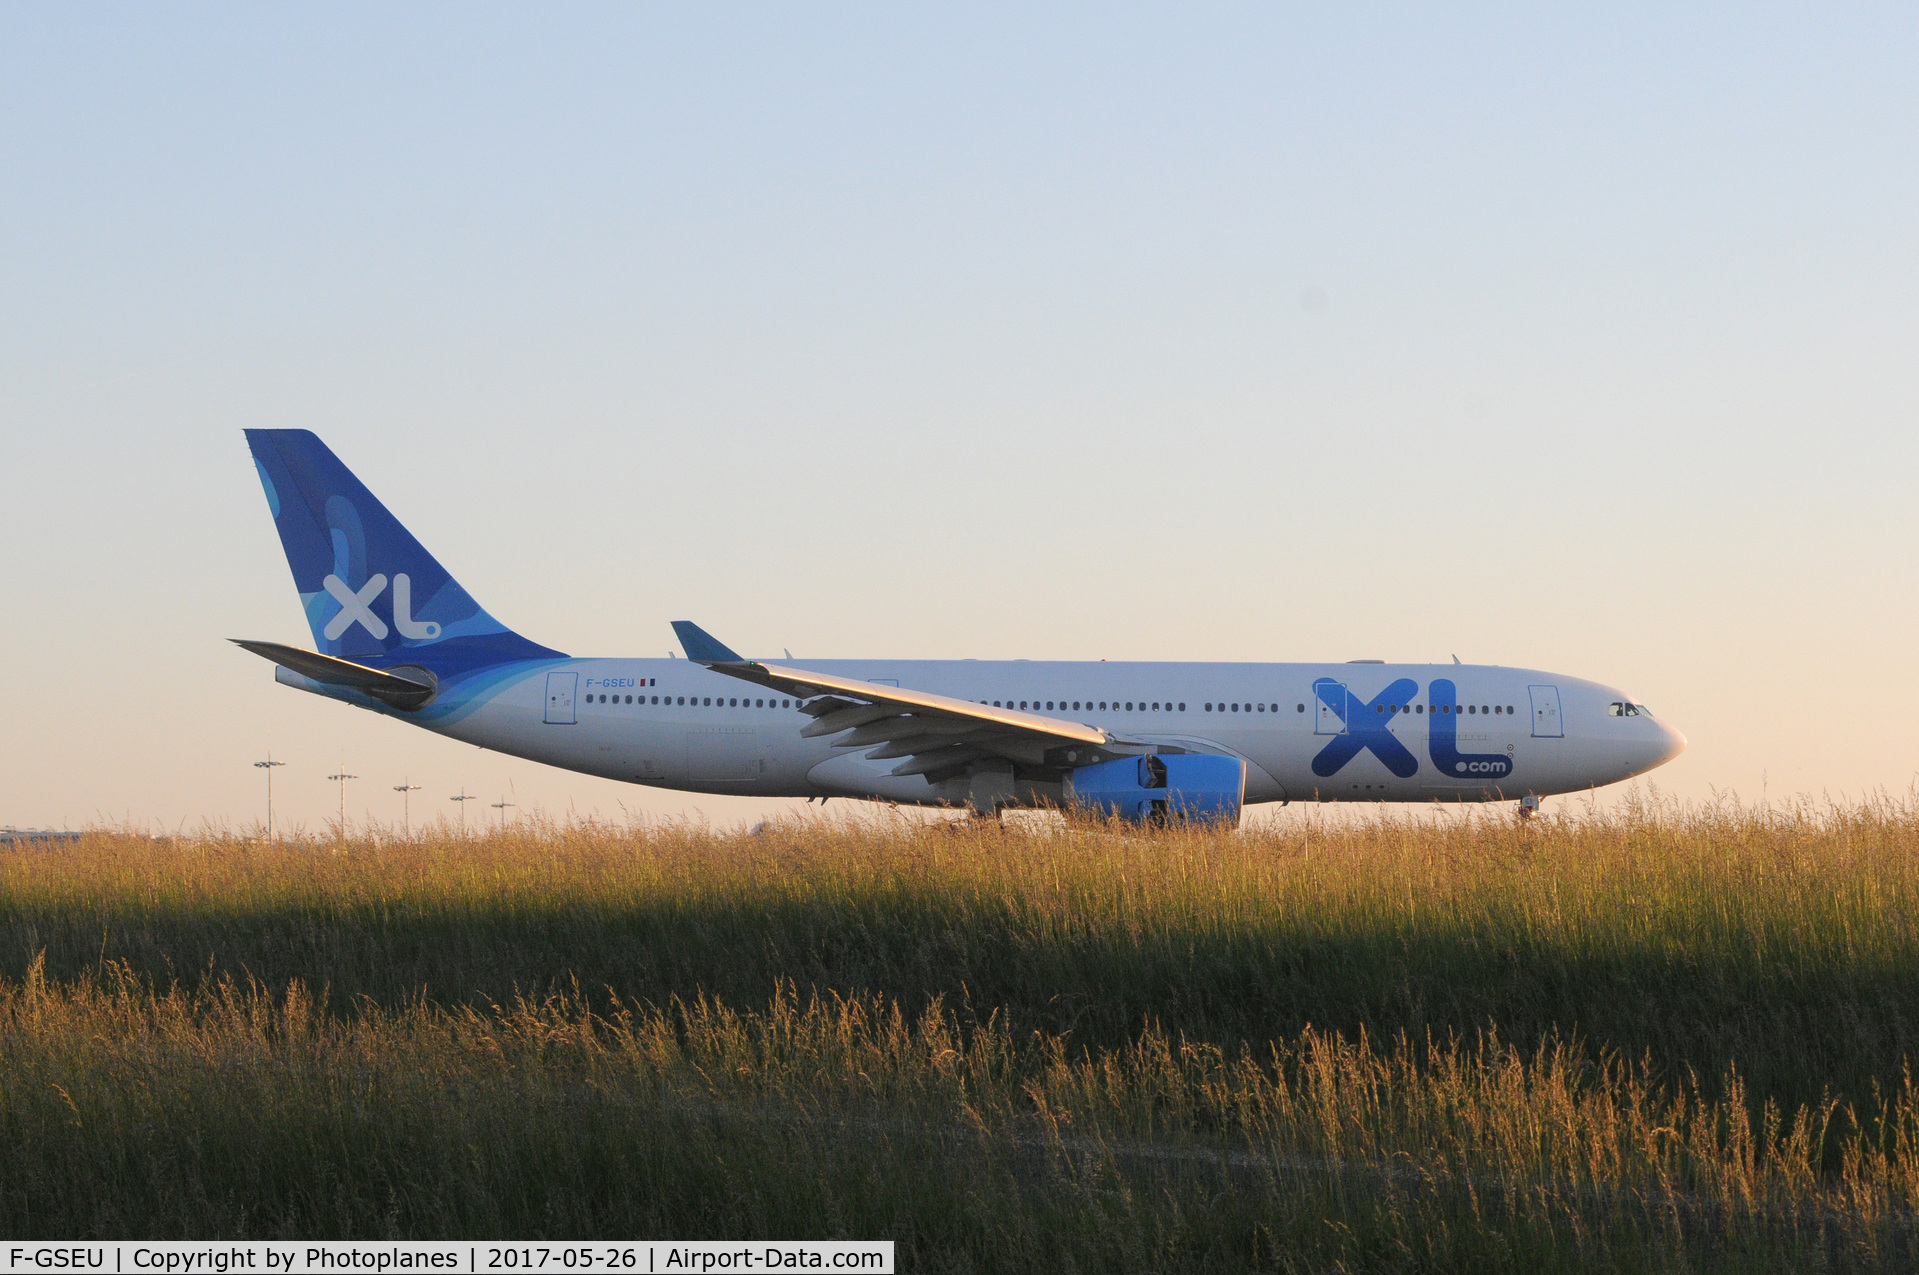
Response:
0,828,85,847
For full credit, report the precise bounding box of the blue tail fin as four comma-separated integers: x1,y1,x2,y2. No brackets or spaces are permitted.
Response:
245,430,564,670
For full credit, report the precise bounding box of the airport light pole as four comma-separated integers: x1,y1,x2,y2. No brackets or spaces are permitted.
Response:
393,780,422,833
450,787,475,833
253,755,285,838
327,764,357,838
491,796,515,832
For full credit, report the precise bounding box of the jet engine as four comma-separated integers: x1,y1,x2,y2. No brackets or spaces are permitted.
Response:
1064,753,1245,826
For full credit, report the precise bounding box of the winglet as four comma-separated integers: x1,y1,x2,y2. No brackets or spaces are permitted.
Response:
671,621,744,664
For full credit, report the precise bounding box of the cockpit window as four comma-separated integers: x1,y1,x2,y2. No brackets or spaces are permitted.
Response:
1610,702,1654,717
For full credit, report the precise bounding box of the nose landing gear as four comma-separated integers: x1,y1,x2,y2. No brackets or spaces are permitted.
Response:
1517,795,1541,821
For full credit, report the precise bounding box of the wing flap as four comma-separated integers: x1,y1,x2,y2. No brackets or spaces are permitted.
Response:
800,703,911,738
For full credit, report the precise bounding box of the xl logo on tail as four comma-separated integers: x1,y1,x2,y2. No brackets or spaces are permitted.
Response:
321,572,441,642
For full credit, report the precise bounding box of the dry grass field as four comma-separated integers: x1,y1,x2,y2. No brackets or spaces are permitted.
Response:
4,796,1919,1270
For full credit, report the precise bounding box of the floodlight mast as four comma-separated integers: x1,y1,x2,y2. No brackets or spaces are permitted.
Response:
491,796,515,832
393,780,422,833
450,787,475,832
326,764,357,837
253,755,286,838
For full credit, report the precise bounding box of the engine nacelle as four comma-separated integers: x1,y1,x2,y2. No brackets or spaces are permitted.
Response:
1064,753,1246,826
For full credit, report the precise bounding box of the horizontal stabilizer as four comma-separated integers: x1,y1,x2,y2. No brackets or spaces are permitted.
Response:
231,639,438,710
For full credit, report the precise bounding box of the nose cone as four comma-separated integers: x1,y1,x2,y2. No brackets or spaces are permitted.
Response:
1648,720,1687,770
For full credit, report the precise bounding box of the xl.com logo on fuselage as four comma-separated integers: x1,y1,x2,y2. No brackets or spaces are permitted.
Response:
1312,677,1512,780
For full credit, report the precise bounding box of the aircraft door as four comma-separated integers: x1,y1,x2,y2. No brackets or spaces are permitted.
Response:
544,671,578,725
1313,679,1349,735
1528,685,1563,738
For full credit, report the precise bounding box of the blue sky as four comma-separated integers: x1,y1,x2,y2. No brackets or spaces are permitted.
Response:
4,6,1916,829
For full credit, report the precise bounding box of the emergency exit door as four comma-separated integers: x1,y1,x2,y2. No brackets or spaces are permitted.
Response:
1313,679,1349,735
545,671,578,725
1528,684,1563,738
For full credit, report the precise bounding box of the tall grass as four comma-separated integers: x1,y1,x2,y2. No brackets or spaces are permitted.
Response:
3,796,1919,1264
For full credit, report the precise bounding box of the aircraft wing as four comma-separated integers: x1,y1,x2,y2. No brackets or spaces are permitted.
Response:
673,623,1134,786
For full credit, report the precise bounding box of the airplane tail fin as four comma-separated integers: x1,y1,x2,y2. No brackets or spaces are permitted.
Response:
243,430,563,670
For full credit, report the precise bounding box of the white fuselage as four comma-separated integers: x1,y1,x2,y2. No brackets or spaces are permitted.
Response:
310,657,1685,807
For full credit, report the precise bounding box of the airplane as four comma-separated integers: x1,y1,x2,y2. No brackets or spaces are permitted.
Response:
235,430,1686,826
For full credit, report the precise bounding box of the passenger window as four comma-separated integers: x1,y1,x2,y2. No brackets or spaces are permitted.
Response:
1296,704,1305,713
1178,703,1185,711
